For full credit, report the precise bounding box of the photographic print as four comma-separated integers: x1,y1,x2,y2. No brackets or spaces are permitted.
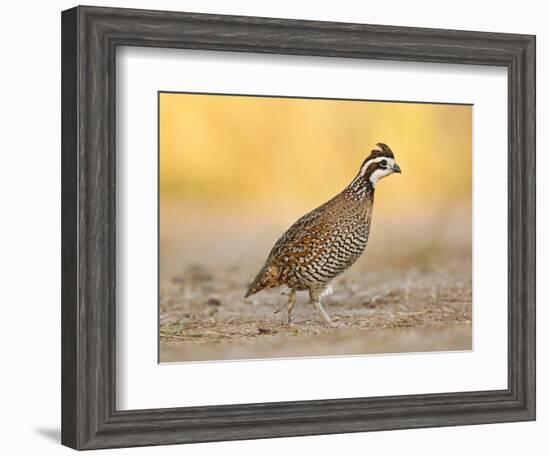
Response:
61,8,536,448
159,92,472,363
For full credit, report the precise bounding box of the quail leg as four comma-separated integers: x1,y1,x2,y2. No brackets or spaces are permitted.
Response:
309,287,335,327
274,289,297,324
282,288,296,324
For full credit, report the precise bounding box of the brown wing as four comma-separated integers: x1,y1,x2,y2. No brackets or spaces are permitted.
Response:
244,203,332,297
267,209,331,265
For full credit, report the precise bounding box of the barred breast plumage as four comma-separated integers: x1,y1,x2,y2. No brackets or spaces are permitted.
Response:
245,143,401,325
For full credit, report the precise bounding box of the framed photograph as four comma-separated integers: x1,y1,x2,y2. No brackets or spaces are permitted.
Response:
61,5,535,450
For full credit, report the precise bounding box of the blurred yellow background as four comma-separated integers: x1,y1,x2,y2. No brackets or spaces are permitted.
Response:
160,92,471,216
159,92,471,273
159,93,472,359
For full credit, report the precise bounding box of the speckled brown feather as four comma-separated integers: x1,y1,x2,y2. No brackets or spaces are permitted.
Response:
244,146,391,298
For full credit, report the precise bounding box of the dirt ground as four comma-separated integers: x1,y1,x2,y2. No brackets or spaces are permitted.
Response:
159,206,472,363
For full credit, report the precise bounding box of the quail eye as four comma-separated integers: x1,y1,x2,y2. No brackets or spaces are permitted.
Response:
381,159,388,167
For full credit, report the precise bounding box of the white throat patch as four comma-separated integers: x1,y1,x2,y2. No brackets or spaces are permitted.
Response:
369,166,394,186
359,156,396,187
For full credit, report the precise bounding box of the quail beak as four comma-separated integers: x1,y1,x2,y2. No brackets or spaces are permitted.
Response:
392,163,402,174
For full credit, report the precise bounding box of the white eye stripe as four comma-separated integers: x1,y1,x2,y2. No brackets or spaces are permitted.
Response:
360,157,395,176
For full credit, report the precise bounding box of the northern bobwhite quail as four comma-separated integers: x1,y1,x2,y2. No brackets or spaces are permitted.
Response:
245,143,401,326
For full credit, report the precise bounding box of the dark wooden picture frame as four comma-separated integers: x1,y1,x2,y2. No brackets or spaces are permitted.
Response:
61,5,536,450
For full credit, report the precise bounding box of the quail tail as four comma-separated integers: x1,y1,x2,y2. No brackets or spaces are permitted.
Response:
244,263,281,298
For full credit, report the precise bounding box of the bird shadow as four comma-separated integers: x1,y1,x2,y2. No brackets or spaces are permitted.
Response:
35,427,60,443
